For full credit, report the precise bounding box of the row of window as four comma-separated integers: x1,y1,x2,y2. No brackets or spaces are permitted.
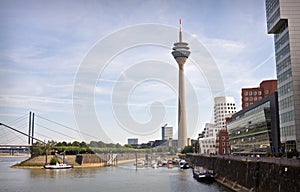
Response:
244,90,262,96
278,81,293,96
278,68,292,83
280,125,295,138
215,107,236,110
279,96,294,110
276,56,291,73
275,32,289,52
280,110,294,123
276,43,290,61
216,103,235,106
244,102,253,107
244,96,263,102
266,0,279,18
267,7,280,30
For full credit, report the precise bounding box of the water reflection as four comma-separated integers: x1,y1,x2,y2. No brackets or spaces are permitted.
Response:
1,157,232,192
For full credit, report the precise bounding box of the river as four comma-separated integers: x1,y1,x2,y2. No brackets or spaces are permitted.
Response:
0,157,232,192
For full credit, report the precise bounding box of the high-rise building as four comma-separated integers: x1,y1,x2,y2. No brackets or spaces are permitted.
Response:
172,19,191,149
214,96,237,129
265,0,300,151
162,124,173,141
242,80,277,109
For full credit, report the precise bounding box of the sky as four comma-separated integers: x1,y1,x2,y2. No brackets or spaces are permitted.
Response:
0,0,276,145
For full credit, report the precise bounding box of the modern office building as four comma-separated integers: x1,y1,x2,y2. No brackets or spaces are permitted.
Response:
242,80,277,109
172,19,191,149
162,124,173,141
227,92,280,155
214,96,237,129
265,0,300,151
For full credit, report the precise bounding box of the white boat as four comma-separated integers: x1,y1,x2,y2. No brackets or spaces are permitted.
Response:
179,160,189,169
44,163,73,169
152,163,158,169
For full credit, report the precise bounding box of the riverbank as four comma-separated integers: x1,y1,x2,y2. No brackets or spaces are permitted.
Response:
11,154,145,169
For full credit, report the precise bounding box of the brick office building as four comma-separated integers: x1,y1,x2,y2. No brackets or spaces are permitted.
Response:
241,80,277,109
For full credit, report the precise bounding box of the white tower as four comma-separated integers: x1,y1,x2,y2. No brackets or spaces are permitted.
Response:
172,19,191,149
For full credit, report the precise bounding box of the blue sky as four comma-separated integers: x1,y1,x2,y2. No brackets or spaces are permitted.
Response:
0,0,276,145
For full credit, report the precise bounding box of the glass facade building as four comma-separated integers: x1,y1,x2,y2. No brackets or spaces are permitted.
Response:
227,92,280,155
265,0,300,151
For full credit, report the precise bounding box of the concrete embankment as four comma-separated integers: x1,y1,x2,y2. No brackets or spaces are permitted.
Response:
13,153,148,168
186,154,300,192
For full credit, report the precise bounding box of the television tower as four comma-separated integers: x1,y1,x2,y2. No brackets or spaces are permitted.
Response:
172,19,190,149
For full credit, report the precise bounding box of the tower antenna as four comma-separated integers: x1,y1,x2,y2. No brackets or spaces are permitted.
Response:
179,19,182,42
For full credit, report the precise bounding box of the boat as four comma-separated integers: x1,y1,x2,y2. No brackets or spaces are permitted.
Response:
179,160,189,169
167,160,173,168
134,160,145,168
44,163,73,169
193,166,214,182
152,163,158,169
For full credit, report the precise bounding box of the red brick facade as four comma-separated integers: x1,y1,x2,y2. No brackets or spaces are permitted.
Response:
241,80,277,109
216,129,231,155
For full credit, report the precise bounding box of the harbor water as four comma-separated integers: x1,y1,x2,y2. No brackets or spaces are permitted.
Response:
0,157,232,192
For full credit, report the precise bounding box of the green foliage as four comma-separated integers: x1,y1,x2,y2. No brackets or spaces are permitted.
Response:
50,156,59,165
181,146,193,154
30,142,45,157
124,144,133,148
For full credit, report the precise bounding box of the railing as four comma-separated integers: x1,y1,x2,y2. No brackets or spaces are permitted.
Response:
189,153,300,166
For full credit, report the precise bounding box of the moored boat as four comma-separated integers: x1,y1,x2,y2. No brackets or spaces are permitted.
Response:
167,160,173,168
193,166,214,182
44,163,73,169
179,160,189,169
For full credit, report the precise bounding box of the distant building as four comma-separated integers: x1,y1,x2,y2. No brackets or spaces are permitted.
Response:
203,123,218,138
128,138,138,145
214,96,237,129
199,137,216,154
161,124,173,141
265,0,300,151
242,80,277,109
227,92,280,155
216,130,231,155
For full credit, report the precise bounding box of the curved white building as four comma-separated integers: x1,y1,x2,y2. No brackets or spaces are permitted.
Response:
214,96,237,129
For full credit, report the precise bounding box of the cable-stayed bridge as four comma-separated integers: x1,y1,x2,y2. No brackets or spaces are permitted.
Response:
0,112,102,155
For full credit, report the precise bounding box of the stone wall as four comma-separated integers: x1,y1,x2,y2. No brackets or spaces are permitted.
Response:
187,154,300,192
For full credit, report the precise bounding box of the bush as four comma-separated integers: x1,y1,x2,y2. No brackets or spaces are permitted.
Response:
50,156,59,165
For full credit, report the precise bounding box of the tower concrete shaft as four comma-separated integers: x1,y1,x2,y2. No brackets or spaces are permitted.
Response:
171,19,190,149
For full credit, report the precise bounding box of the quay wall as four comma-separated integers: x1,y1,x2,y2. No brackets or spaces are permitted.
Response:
186,154,300,192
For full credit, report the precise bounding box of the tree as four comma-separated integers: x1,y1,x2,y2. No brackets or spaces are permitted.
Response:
181,146,193,154
72,141,81,147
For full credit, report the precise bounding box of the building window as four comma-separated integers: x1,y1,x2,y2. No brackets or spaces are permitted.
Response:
258,91,262,95
265,90,269,94
254,91,257,95
244,91,248,96
249,92,252,96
